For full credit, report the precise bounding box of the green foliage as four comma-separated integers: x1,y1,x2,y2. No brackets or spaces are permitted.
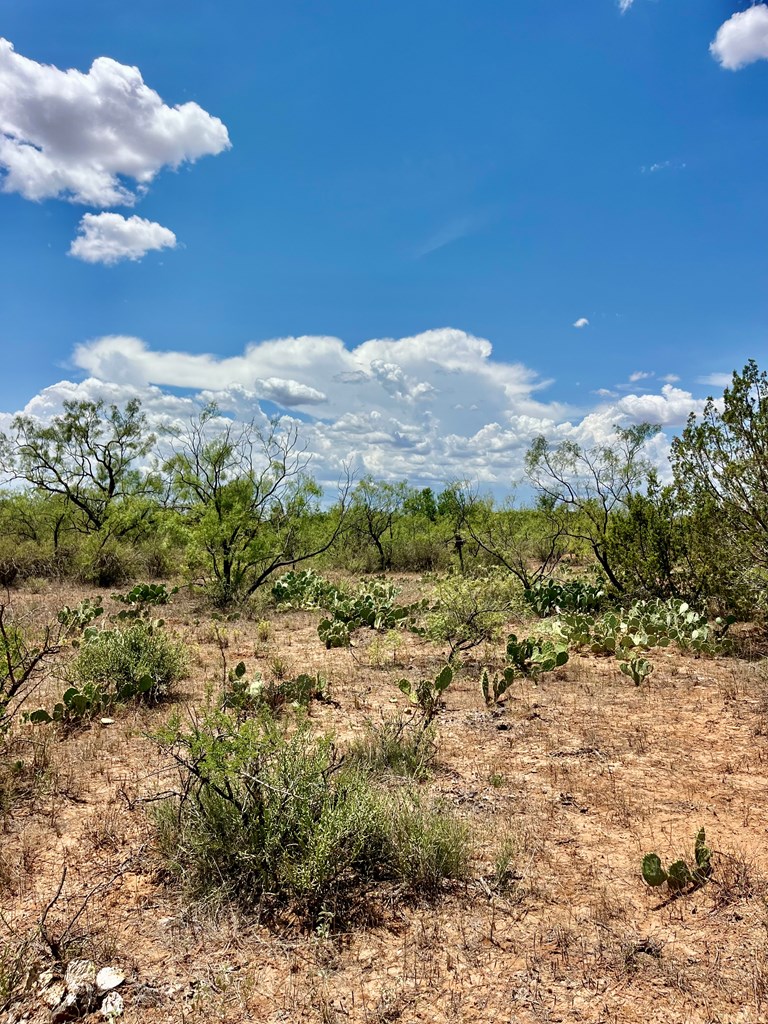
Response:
557,599,733,658
379,792,470,892
618,657,653,686
398,665,453,722
526,423,661,592
672,361,768,579
152,711,470,922
606,473,696,602
426,569,523,659
348,476,409,572
0,398,159,540
642,828,712,892
505,633,569,677
68,618,185,703
112,582,178,619
75,536,137,587
164,406,348,605
523,578,605,617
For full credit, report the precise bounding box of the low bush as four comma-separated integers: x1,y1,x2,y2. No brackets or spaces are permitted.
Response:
68,618,187,703
153,711,470,923
381,792,470,892
426,569,524,660
76,539,136,587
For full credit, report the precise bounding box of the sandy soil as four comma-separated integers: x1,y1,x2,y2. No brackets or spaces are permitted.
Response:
2,577,768,1024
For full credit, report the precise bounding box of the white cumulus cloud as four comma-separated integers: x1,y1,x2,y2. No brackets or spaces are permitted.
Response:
619,0,634,12
573,318,590,329
711,5,768,70
614,384,706,426
69,213,177,265
0,38,230,206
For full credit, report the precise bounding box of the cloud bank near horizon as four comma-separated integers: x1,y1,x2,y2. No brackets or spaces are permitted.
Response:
0,328,712,489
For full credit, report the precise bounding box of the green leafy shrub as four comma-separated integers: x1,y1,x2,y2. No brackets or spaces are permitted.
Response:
153,711,470,923
426,569,523,660
67,618,186,704
642,828,712,892
76,538,136,587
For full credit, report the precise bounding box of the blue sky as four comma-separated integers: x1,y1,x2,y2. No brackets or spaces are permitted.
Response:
1,0,767,486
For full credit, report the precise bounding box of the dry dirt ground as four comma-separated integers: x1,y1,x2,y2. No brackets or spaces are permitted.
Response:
3,577,768,1024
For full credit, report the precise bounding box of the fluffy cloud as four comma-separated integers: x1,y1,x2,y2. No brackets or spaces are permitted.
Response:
614,384,705,425
0,38,230,206
618,0,634,12
572,317,590,329
69,213,177,265
0,328,695,487
628,370,653,383
710,5,768,70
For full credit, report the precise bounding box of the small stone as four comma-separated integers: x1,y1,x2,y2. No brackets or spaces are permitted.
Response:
100,718,115,726
132,984,163,1008
42,980,67,1009
65,959,96,997
101,992,124,1018
96,967,125,993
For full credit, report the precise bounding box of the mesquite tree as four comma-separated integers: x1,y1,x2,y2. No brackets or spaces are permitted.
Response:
163,405,349,605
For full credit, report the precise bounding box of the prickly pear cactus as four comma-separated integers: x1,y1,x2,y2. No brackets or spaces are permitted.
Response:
641,828,712,892
642,853,668,887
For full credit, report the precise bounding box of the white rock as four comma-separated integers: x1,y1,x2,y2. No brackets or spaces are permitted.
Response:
96,967,125,993
101,991,124,1018
42,980,67,1009
64,958,96,996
